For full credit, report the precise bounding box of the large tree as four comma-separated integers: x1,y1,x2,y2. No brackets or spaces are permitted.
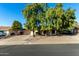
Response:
46,8,55,35
23,3,47,36
46,3,64,35
54,3,64,34
65,8,76,30
22,3,77,36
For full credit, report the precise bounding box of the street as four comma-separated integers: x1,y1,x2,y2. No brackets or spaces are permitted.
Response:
0,44,79,56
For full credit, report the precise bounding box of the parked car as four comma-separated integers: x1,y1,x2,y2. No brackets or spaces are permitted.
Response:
0,31,6,38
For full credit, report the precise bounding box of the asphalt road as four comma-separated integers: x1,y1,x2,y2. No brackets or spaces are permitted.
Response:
0,44,79,56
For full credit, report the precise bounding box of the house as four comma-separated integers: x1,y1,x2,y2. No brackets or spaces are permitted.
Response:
9,29,31,35
74,24,79,33
0,26,10,36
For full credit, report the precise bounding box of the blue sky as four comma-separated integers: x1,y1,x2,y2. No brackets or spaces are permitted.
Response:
0,3,79,27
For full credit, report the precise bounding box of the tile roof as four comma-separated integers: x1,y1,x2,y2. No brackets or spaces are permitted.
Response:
0,26,10,31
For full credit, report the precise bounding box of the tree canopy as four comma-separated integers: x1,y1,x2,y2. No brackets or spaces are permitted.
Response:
11,20,23,31
22,3,77,36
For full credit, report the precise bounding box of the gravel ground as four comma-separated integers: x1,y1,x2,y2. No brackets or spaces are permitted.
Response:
0,33,79,45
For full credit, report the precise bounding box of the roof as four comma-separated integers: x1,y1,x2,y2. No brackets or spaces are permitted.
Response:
0,26,10,31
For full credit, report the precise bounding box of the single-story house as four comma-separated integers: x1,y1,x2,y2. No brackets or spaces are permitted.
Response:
0,26,10,36
75,24,79,33
0,26,32,36
9,29,31,35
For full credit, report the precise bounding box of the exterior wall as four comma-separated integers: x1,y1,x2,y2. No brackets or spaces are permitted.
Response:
30,30,38,36
78,30,79,33
4,30,10,36
30,31,33,36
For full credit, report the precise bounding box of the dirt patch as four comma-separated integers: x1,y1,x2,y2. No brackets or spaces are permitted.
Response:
0,34,79,45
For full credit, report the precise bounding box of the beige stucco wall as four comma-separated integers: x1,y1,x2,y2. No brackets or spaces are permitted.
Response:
4,31,10,36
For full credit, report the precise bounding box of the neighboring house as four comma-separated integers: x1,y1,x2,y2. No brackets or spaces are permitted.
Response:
10,29,31,35
74,24,79,33
0,26,31,36
0,26,10,36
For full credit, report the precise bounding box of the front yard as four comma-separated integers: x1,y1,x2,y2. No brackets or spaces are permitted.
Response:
0,33,79,45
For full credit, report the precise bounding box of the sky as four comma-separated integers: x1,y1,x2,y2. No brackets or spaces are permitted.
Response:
0,3,79,27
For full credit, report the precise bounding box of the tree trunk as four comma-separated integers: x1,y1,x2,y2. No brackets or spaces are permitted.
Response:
33,28,35,37
55,30,57,35
41,31,44,36
49,30,52,36
45,30,47,36
47,30,51,36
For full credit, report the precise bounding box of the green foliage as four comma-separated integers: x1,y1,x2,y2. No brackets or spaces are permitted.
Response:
22,3,77,35
64,8,76,30
11,20,22,31
23,3,47,30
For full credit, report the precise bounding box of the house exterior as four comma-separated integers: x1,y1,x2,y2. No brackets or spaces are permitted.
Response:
9,29,31,35
0,26,10,36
